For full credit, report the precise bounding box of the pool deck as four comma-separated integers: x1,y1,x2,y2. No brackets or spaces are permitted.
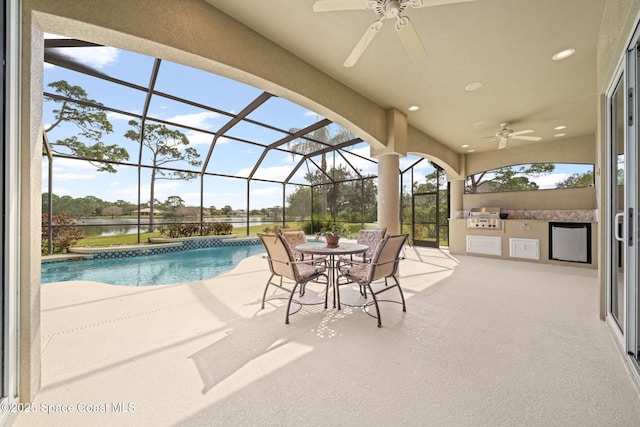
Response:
17,246,640,426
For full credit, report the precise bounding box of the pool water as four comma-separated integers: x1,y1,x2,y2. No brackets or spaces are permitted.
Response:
41,244,266,286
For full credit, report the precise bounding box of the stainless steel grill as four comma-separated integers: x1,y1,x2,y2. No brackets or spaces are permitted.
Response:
467,207,502,230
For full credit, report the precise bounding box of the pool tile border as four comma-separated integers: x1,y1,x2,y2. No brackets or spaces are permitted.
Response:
43,236,261,263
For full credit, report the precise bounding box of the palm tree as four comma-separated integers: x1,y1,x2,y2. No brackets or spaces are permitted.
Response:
287,121,353,218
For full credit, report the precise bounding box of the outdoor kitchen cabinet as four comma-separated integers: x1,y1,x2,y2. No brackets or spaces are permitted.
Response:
448,219,597,269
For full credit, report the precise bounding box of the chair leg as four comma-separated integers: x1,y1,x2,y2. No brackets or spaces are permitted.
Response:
391,275,407,312
261,273,275,309
366,282,382,328
285,282,300,325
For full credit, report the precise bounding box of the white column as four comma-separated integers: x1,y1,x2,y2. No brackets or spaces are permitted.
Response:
448,177,465,219
377,154,400,234
371,108,406,235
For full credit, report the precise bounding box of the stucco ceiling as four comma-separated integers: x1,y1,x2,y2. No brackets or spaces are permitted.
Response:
203,0,605,154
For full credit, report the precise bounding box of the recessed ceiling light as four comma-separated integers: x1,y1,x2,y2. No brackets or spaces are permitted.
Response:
465,82,482,91
552,49,575,61
408,105,420,112
554,133,566,137
467,149,475,153
461,144,470,148
554,125,567,130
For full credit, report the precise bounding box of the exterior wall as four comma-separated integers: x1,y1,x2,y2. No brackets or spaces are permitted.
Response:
19,14,44,402
596,0,640,318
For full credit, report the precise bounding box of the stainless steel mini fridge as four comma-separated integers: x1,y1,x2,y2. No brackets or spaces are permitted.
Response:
549,222,592,263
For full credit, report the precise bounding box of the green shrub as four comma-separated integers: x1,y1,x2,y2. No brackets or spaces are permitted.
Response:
301,216,333,235
159,221,233,238
42,211,85,254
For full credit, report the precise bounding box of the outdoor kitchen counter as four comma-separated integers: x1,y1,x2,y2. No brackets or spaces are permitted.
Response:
448,219,598,269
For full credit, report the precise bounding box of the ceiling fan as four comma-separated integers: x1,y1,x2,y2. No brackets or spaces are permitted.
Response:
484,122,542,150
312,0,475,67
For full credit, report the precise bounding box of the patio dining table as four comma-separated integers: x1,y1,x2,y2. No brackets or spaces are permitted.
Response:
295,242,368,309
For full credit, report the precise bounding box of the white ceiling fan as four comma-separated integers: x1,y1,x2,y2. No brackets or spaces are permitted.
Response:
312,0,476,67
484,122,542,149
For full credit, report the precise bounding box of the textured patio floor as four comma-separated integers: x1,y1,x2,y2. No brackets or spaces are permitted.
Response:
16,246,640,426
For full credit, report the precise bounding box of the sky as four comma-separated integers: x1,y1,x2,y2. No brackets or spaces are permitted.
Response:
41,34,590,210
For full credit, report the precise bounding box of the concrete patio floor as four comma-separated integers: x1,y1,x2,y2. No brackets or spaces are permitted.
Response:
16,246,640,426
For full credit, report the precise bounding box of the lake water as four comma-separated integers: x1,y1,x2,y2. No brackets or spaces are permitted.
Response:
74,217,279,237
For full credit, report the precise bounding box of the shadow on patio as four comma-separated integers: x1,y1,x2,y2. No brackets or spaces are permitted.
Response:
18,247,640,426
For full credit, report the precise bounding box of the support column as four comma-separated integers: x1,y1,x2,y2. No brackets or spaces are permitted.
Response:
448,177,465,219
371,108,407,235
377,154,401,234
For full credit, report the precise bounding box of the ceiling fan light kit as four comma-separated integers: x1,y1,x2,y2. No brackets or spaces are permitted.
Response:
313,0,475,67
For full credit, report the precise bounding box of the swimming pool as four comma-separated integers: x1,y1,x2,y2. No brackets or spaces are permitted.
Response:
41,244,266,286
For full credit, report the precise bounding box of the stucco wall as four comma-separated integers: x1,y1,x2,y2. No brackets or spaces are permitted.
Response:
19,14,44,402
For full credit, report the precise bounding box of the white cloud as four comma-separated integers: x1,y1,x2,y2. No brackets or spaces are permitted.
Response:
238,164,293,181
185,131,214,146
531,173,570,189
44,33,118,69
250,187,281,197
304,109,321,117
165,111,219,130
107,111,139,121
74,46,119,69
43,158,98,182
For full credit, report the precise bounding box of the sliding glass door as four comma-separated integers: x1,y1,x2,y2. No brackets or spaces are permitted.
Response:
609,75,626,332
1,0,20,416
627,39,640,360
608,28,640,364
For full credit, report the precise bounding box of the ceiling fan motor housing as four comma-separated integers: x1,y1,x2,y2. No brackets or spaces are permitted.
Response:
373,0,413,19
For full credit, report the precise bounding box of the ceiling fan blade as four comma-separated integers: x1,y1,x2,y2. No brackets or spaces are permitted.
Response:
410,0,476,9
498,138,508,150
313,0,370,12
511,135,542,141
344,20,383,67
395,17,427,64
509,129,534,137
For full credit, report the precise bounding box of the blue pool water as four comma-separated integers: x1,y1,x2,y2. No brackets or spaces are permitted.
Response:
41,244,266,286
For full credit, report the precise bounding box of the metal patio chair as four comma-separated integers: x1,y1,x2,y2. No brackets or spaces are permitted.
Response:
258,233,329,324
280,228,328,267
337,234,408,327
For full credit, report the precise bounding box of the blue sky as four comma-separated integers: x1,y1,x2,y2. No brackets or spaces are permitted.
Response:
41,34,589,209
41,34,437,210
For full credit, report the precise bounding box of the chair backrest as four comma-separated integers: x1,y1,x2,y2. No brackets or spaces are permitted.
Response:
356,227,387,259
280,229,307,261
369,234,408,282
258,234,296,281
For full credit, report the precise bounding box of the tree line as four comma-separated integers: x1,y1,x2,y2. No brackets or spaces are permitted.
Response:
41,193,270,219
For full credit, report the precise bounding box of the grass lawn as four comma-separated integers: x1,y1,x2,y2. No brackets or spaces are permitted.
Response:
71,222,371,248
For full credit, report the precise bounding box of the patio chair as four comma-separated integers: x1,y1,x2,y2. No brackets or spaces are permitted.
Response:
258,234,329,324
280,228,326,265
340,227,387,263
337,234,408,327
339,227,387,294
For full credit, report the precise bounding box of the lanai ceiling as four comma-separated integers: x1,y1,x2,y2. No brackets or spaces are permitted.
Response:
204,0,605,153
